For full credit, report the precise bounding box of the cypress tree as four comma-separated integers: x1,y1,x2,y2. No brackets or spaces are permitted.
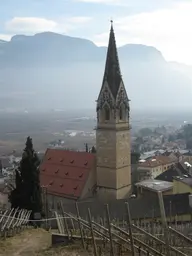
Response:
9,137,42,216
85,143,89,152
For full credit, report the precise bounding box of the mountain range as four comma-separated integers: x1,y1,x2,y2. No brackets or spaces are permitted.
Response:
0,32,192,112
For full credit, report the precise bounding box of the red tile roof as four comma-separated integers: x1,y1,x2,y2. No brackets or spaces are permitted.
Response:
40,149,96,199
139,155,174,168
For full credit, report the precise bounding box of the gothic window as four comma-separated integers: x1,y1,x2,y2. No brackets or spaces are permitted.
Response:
119,104,125,120
104,105,110,121
119,106,123,120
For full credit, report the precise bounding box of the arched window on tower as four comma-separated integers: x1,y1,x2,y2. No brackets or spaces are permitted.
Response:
119,104,124,120
104,105,110,121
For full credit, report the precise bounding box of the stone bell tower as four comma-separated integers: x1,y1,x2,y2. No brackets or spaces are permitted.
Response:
96,21,131,200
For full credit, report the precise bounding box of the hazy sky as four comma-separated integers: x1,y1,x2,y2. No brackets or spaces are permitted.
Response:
0,0,192,65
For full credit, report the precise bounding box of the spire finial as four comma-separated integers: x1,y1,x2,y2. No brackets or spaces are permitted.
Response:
110,19,113,27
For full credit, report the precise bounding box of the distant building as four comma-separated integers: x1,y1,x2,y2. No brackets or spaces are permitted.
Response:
182,151,192,164
140,149,165,160
135,179,173,197
0,157,13,173
136,173,192,198
138,155,176,179
154,162,192,195
9,155,22,166
162,151,182,162
155,162,192,182
0,181,12,209
173,177,192,194
132,168,151,183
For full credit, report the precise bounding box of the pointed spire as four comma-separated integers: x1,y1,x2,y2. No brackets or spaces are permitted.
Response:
103,20,122,98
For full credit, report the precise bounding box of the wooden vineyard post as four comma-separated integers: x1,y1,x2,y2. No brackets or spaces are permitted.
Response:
158,191,170,256
0,210,8,237
169,201,172,224
75,202,85,249
105,204,115,256
1,208,14,239
6,208,18,236
125,202,135,256
60,201,70,239
54,211,63,234
88,208,98,256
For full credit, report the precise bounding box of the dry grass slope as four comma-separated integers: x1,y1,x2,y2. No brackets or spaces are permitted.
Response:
0,228,50,256
0,229,91,256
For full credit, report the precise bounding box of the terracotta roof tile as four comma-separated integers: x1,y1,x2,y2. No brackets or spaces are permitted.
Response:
139,160,161,168
40,149,96,199
139,155,174,168
155,155,174,164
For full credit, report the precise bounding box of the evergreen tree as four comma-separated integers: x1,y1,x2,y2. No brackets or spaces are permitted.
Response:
85,143,89,152
91,146,96,153
9,137,42,216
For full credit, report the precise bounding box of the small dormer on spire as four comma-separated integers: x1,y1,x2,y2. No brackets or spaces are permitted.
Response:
103,20,122,98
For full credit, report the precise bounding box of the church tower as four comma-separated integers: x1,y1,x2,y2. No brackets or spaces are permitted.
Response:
96,21,131,200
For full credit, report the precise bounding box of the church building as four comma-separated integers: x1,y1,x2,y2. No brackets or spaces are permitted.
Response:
40,22,132,205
